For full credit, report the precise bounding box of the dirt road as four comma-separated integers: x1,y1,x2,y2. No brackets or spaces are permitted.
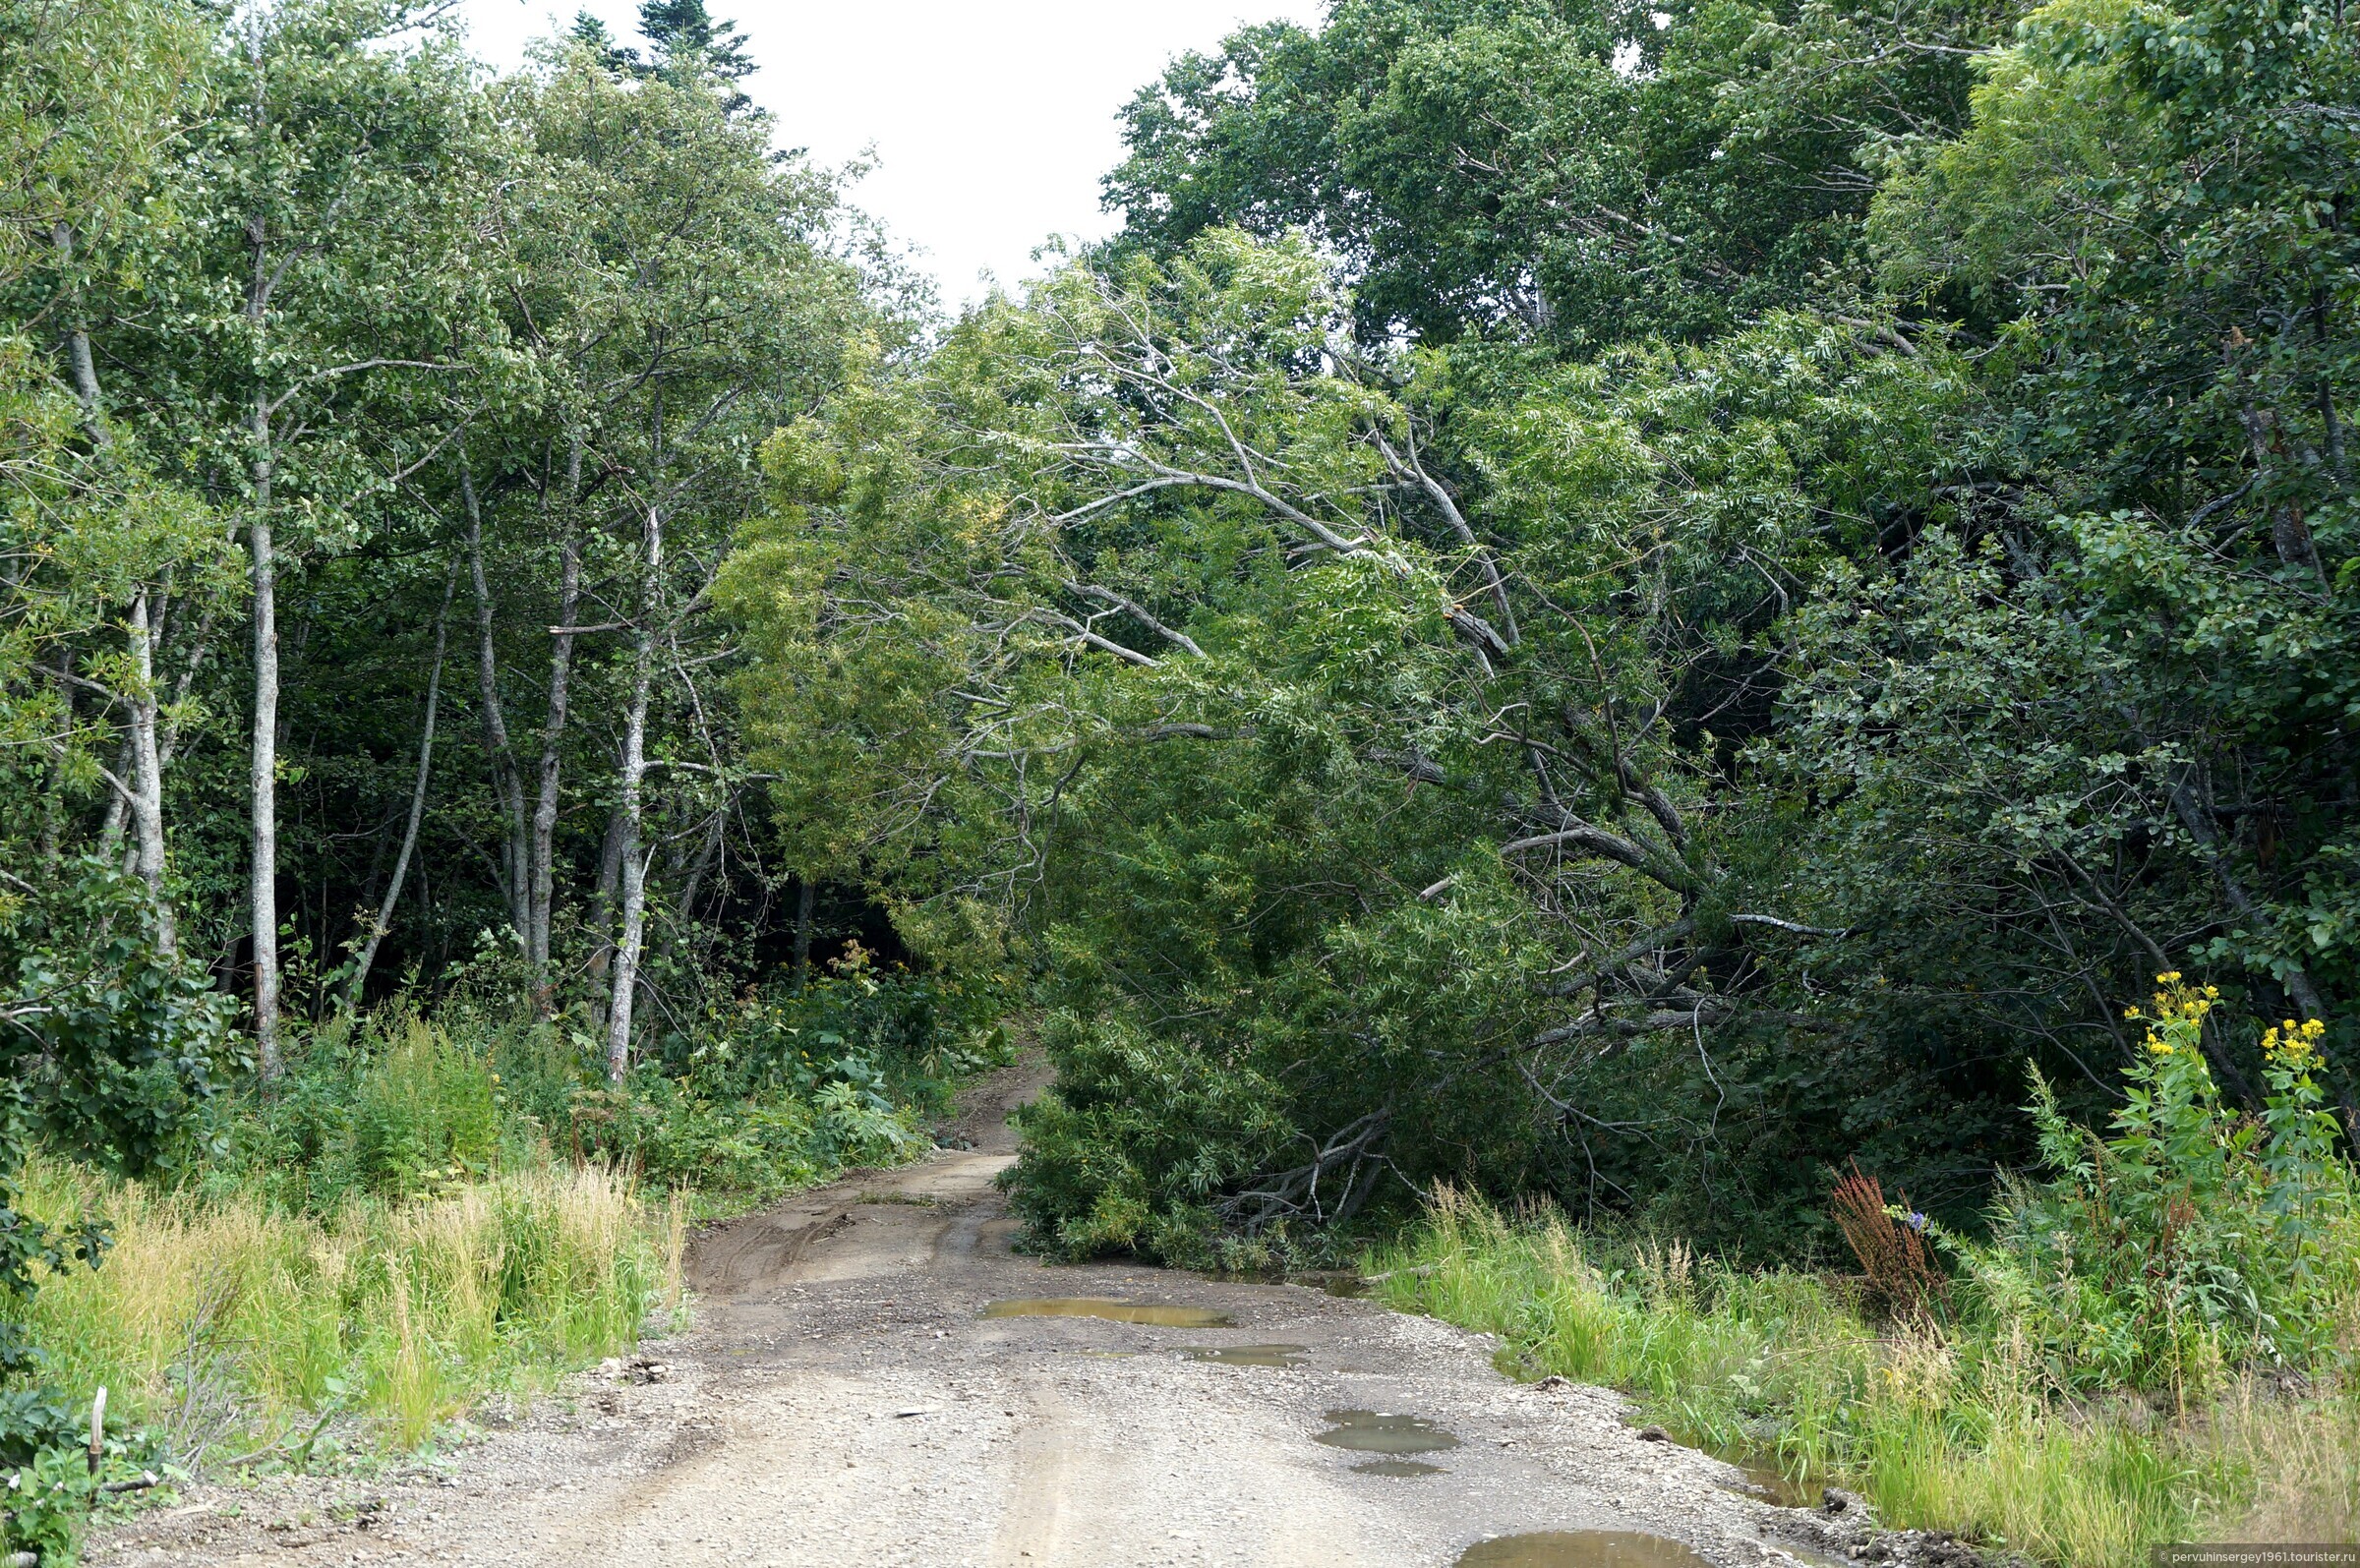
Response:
92,1061,1846,1568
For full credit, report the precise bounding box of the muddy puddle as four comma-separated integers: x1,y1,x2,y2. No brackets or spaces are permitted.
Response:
982,1298,1234,1327
1314,1409,1459,1455
1353,1458,1446,1477
1454,1531,1713,1568
1711,1445,1819,1509
1181,1344,1308,1367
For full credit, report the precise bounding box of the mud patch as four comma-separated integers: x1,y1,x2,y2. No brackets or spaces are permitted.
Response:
1455,1531,1713,1568
1315,1409,1458,1455
982,1298,1234,1327
1354,1459,1446,1477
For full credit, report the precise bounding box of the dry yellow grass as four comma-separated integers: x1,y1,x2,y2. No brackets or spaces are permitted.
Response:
18,1155,675,1461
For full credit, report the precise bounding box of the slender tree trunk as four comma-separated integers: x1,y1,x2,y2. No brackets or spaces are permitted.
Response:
244,41,283,1073
127,591,175,957
98,729,135,860
463,462,530,935
527,436,585,999
676,809,724,936
38,663,67,869
59,218,146,887
580,803,621,1031
249,404,282,1077
793,877,815,989
156,600,219,772
604,505,661,1086
347,565,454,1008
105,593,221,867
52,223,108,449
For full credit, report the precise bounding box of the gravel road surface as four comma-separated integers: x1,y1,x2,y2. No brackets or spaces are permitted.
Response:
88,1059,1851,1568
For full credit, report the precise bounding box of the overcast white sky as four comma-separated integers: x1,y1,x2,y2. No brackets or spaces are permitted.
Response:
454,1,1328,305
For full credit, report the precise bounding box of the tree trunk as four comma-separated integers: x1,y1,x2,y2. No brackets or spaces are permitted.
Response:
527,436,585,1001
793,877,815,989
249,407,282,1077
98,732,135,861
676,809,724,937
105,592,220,865
604,505,662,1086
463,462,530,935
242,38,284,1078
577,798,620,1017
127,591,175,958
52,222,108,449
155,599,220,771
347,565,454,1008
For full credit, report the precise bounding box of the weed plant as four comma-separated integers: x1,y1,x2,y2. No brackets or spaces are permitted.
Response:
1369,983,2360,1567
1371,1191,2358,1565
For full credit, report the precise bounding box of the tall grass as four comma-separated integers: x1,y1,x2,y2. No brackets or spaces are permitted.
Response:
18,1154,682,1456
1370,1188,2359,1567
8,991,953,1483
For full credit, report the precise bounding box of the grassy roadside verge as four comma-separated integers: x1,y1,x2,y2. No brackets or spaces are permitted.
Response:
20,1154,682,1459
1367,1190,2360,1567
7,984,992,1545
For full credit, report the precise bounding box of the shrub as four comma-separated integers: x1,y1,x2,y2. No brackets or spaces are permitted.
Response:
347,1019,502,1200
1002,1011,1295,1264
201,1016,505,1210
674,951,1008,1113
1978,976,2357,1392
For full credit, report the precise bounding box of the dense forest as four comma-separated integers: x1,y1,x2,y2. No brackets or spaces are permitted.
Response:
0,0,2355,1556
2,0,911,1111
752,0,2358,1258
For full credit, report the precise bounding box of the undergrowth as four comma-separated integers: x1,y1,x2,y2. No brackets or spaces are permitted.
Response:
1372,1192,2358,1566
1368,983,2360,1568
20,1154,680,1458
1,960,1008,1557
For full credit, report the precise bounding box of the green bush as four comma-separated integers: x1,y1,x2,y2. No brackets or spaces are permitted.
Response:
672,951,1009,1115
562,1072,920,1199
1002,1011,1295,1264
200,1015,508,1211
1978,978,2356,1392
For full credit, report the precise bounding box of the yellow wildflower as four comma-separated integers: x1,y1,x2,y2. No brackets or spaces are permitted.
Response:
2266,1016,2328,1070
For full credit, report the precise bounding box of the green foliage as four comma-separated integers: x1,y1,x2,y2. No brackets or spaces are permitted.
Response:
1003,1012,1296,1264
346,1022,502,1202
202,1017,505,1212
1375,1187,2360,1565
2,1443,96,1565
741,0,2360,1269
206,994,945,1216
0,858,224,1553
1104,0,2012,344
0,859,233,1178
1980,981,2356,1391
